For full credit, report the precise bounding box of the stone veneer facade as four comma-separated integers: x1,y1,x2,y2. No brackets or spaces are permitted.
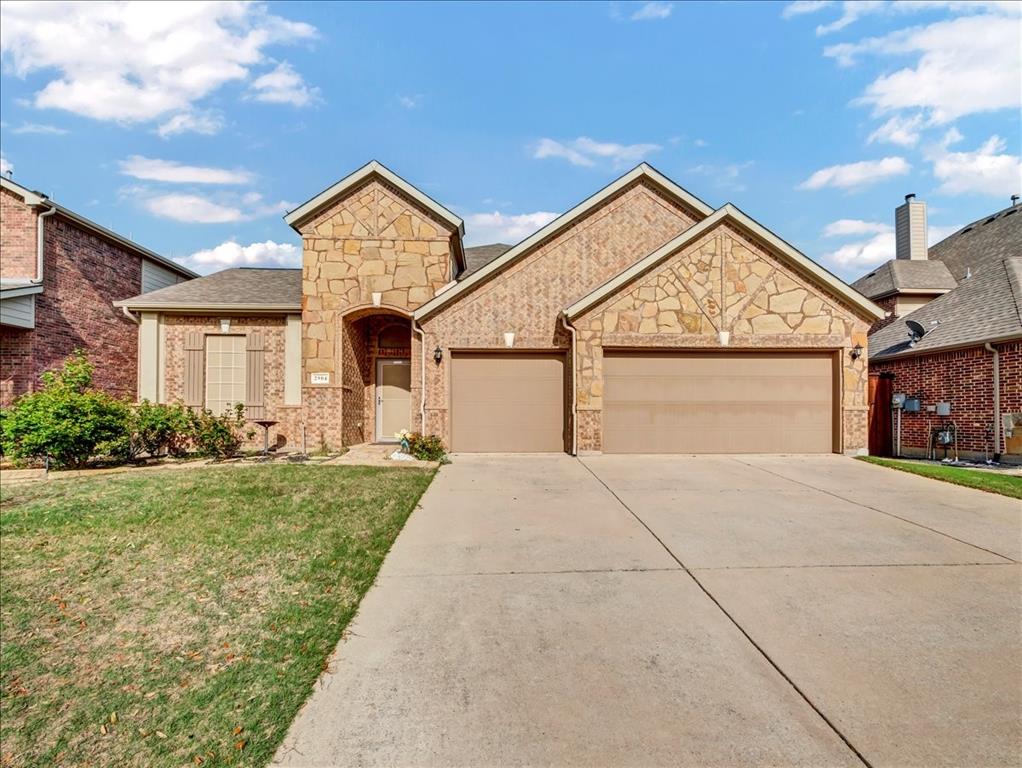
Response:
294,177,458,448
570,223,870,453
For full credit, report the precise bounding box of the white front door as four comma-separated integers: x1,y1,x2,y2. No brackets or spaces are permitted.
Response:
376,358,411,442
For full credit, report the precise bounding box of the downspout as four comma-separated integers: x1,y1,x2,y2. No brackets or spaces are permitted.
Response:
560,313,577,456
984,342,1001,461
121,306,141,324
412,317,427,434
33,205,57,285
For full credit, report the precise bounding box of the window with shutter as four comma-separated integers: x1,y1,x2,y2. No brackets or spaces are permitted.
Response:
183,331,205,408
245,331,265,419
205,335,247,416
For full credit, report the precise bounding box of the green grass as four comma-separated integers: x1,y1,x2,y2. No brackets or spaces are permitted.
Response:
857,457,1022,499
0,464,435,767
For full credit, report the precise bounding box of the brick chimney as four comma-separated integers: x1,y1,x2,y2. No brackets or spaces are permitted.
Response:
895,193,927,260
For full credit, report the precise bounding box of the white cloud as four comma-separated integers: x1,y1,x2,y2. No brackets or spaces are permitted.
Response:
799,156,910,190
182,240,300,273
142,194,245,224
822,219,892,237
686,161,753,192
781,1,833,18
0,153,12,176
815,1,884,35
822,231,895,270
0,2,317,124
630,2,673,21
929,133,1022,197
250,62,320,107
11,123,68,135
868,114,924,147
119,156,253,185
398,94,423,109
464,211,559,246
157,111,224,138
533,136,661,168
693,138,709,147
825,13,1021,123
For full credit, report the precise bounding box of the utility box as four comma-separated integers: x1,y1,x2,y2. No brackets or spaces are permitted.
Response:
892,393,907,408
936,402,951,416
903,397,921,413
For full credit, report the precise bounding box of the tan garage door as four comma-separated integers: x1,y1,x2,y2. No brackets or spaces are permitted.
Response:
451,353,565,452
603,352,834,454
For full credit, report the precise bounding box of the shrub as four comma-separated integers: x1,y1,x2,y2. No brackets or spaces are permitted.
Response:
134,401,193,457
0,351,130,467
189,403,254,459
406,432,448,462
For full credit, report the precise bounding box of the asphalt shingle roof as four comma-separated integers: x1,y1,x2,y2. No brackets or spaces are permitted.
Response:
117,268,301,309
462,243,512,277
869,257,1022,360
851,259,957,299
929,204,1022,281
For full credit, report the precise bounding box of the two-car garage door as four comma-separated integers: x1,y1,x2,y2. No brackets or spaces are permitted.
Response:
602,351,835,454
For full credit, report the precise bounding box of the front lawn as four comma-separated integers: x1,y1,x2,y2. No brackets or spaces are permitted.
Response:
0,464,434,767
858,456,1022,499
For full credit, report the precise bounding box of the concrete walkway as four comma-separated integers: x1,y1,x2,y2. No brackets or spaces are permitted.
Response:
275,455,1021,768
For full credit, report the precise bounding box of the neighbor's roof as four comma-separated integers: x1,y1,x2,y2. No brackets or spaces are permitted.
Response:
462,243,512,277
414,163,716,320
928,203,1022,281
869,257,1022,360
283,160,465,237
0,176,197,279
851,259,957,300
115,268,301,312
564,203,885,322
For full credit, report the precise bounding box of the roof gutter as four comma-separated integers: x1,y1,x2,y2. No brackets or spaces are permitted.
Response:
871,332,1022,362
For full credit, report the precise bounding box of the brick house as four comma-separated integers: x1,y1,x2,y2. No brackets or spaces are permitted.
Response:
852,196,1021,462
116,161,884,455
0,176,196,405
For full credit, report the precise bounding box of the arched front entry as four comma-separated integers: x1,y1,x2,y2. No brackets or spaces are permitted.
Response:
338,305,413,444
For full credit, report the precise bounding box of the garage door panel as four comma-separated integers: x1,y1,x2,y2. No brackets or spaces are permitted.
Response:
603,352,833,454
451,354,565,452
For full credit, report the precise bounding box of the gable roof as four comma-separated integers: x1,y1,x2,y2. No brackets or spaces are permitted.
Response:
928,202,1021,281
869,257,1022,360
0,176,197,279
413,163,716,320
283,160,466,237
564,204,885,322
115,268,301,312
851,259,957,300
462,243,512,277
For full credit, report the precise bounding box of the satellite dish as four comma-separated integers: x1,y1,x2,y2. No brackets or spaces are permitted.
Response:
906,319,926,345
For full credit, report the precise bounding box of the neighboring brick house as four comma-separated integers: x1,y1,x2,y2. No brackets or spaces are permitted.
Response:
853,196,1022,462
117,161,884,455
0,177,195,405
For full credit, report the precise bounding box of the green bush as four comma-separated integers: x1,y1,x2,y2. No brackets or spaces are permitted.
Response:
0,351,130,467
134,400,193,457
406,432,448,462
188,403,254,459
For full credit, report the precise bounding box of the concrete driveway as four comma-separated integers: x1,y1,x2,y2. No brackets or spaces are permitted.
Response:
275,455,1021,768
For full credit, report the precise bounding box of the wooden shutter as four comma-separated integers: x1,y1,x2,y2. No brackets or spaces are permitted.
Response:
246,331,265,419
183,331,205,409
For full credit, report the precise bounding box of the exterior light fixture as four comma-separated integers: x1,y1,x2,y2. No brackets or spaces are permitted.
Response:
504,332,515,348
851,343,863,360
219,318,231,334
433,346,443,364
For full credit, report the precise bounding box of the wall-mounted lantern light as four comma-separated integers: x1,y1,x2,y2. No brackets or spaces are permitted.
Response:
504,332,516,348
850,343,863,361
219,318,231,334
433,346,443,364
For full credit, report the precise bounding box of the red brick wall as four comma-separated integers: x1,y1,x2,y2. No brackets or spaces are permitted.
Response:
0,327,32,405
868,295,897,334
0,187,38,280
870,341,1021,457
0,211,143,404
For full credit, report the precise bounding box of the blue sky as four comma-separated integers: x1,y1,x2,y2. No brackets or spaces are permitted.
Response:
1,0,1019,281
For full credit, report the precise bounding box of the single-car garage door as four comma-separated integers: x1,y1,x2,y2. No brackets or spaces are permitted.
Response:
451,353,565,452
603,351,835,454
